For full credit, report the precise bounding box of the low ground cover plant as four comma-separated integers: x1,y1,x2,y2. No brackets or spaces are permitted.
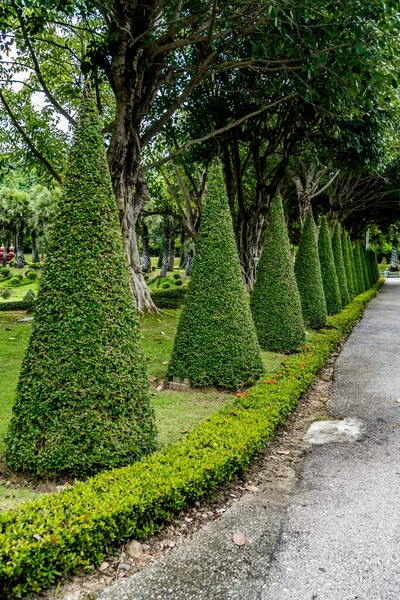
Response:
0,279,383,599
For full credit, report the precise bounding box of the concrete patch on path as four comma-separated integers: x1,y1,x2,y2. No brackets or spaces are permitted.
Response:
306,417,364,445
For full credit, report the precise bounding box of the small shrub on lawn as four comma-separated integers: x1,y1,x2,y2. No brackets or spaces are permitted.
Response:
25,270,38,281
0,279,383,599
162,283,170,289
0,267,10,277
175,279,183,286
8,276,20,287
0,288,11,299
15,273,23,281
23,289,36,302
29,262,41,270
173,273,182,280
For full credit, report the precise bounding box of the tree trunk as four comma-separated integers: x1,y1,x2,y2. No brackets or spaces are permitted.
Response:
31,230,39,263
141,221,151,273
390,237,398,271
185,249,194,276
2,238,8,268
236,207,267,292
16,223,24,269
160,221,170,278
113,172,159,315
168,238,175,271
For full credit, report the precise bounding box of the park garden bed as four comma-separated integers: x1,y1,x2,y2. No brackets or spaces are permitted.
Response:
0,279,383,598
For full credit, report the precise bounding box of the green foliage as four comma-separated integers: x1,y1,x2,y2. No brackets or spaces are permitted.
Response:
8,277,20,287
14,273,23,281
5,90,157,477
173,273,181,280
294,211,327,329
0,268,10,277
22,289,36,302
353,242,366,293
162,282,170,289
360,245,371,289
0,301,34,311
167,173,263,389
0,288,11,300
25,270,37,281
251,195,304,353
28,262,41,270
0,280,383,599
341,232,356,299
332,223,350,307
150,285,188,309
318,216,342,315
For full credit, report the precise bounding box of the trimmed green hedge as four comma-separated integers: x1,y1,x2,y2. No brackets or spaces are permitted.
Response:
0,279,384,599
0,301,34,312
151,285,188,309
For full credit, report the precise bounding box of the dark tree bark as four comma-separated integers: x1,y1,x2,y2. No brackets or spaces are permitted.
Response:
31,230,40,263
160,220,171,278
16,223,24,269
141,221,151,273
185,249,194,276
2,237,8,268
168,239,175,271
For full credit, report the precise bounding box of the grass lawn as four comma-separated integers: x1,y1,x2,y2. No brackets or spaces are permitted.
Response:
0,309,286,454
0,306,286,509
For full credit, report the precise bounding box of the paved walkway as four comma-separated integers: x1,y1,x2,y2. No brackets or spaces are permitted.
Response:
100,280,400,600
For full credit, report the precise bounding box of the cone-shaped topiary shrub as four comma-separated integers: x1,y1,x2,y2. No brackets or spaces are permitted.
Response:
332,223,350,307
349,241,359,295
353,242,366,294
167,170,264,389
318,216,342,315
5,87,157,477
342,231,356,300
361,245,371,289
251,196,304,353
294,211,327,329
371,250,380,281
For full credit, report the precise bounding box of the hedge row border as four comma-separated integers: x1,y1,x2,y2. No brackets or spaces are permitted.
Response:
0,279,384,598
